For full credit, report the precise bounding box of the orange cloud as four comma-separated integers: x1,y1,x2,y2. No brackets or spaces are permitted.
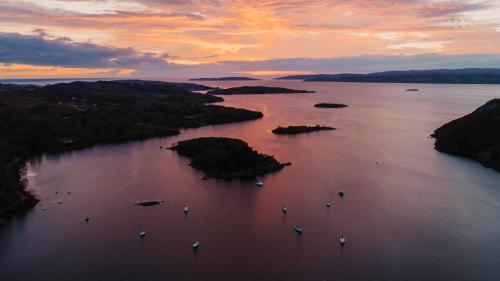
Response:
1,0,499,77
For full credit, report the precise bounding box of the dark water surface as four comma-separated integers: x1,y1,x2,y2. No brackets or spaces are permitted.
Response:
1,81,500,281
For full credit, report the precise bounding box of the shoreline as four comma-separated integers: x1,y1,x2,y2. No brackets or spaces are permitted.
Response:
0,80,264,218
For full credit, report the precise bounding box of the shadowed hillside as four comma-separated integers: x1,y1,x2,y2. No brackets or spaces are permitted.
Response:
433,99,500,171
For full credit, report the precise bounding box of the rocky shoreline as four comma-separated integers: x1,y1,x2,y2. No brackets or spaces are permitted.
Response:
169,137,291,179
433,99,500,172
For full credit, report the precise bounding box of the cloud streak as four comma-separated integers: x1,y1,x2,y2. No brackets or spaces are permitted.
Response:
0,31,168,68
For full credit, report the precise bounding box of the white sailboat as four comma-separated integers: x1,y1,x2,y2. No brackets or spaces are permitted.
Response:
294,224,303,234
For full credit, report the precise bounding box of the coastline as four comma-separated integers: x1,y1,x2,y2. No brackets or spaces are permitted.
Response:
0,80,264,218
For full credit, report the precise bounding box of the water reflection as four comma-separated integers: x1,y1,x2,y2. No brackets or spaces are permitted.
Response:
1,81,500,281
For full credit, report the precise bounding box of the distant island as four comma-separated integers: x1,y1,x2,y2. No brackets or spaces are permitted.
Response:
0,80,263,217
276,68,500,84
207,86,314,95
169,137,290,178
272,125,335,135
189,77,260,81
433,99,500,172
314,103,348,108
164,82,215,91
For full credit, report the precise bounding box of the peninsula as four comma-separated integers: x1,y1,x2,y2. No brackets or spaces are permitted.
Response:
207,86,314,95
433,99,500,172
0,80,263,217
276,68,500,84
272,125,335,135
169,137,290,179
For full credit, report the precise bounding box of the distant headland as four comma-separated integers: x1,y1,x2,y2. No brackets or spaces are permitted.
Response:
189,77,260,81
276,68,500,84
207,86,314,95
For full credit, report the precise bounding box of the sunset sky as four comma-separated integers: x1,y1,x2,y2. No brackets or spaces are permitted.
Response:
1,0,500,78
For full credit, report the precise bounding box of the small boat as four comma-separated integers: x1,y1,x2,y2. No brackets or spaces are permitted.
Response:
85,217,90,223
184,206,189,213
282,205,287,213
192,241,200,249
340,236,346,245
338,190,344,197
326,201,331,208
294,224,303,234
256,180,264,187
135,200,163,206
139,231,147,238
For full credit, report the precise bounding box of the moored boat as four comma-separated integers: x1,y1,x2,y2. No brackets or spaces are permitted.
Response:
294,224,303,234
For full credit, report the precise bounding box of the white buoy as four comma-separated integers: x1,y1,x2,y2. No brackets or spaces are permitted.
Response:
326,201,331,208
340,236,346,246
184,206,189,213
282,205,287,213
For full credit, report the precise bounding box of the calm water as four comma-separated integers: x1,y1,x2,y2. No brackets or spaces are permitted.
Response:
1,81,500,281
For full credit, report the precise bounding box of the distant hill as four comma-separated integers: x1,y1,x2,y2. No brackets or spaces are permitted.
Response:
275,74,331,80
276,68,500,84
189,77,260,81
0,82,37,92
37,80,218,103
207,86,314,95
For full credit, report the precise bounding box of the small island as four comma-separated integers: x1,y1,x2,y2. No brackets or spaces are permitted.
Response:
314,103,348,108
207,86,314,95
433,99,500,172
272,125,335,135
169,137,290,179
189,77,260,81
